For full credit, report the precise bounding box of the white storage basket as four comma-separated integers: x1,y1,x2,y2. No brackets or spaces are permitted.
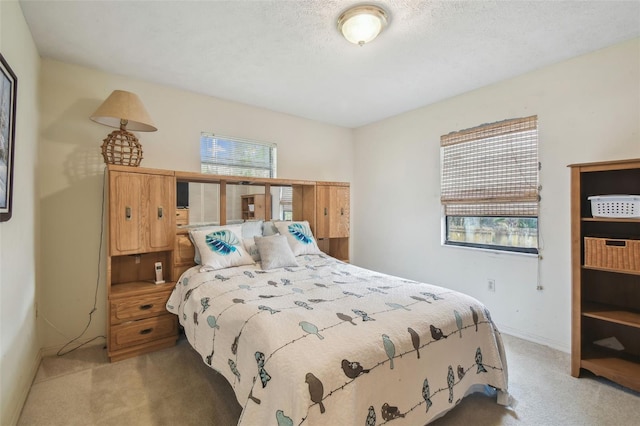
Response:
588,195,640,218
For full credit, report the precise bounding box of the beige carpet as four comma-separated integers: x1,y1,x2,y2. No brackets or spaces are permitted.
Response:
18,334,640,425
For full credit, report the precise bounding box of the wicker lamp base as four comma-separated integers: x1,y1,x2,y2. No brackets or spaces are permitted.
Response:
101,129,144,167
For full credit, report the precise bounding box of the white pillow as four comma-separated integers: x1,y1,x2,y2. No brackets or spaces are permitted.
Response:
242,221,264,261
187,225,225,264
242,220,264,238
255,235,299,270
243,238,261,262
189,225,255,270
262,221,279,236
274,221,322,256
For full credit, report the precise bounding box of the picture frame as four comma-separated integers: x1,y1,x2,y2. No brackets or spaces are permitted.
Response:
0,53,17,222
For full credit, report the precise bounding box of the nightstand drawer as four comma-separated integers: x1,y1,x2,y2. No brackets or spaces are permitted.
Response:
110,293,171,323
110,314,177,351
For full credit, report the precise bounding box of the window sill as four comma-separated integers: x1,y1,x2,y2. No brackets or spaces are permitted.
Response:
442,242,539,258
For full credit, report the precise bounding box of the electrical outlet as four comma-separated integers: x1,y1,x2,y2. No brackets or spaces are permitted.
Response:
487,279,496,292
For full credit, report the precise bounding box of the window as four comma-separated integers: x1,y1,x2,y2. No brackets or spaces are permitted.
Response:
200,133,277,177
440,116,539,254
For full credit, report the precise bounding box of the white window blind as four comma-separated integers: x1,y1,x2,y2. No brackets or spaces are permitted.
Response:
200,133,277,177
440,116,539,216
280,187,292,210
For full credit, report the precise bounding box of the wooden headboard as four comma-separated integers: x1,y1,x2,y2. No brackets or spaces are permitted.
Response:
173,229,197,279
163,169,350,279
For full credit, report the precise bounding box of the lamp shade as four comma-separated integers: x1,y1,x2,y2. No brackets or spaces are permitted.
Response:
90,90,157,132
338,5,388,46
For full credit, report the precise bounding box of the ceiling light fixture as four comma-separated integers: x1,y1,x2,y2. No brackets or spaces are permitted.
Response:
338,5,388,46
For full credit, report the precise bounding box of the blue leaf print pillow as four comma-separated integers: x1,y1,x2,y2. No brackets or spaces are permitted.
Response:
206,229,240,256
288,222,314,244
190,227,255,271
274,221,322,256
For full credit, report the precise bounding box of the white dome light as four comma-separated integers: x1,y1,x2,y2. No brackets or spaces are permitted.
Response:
338,5,388,46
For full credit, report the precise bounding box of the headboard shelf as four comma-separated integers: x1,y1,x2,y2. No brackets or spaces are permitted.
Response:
174,170,317,187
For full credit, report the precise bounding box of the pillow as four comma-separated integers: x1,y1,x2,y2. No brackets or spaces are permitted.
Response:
189,225,254,270
241,221,264,261
274,221,322,256
242,220,264,238
262,221,279,236
188,225,226,264
189,224,247,264
243,238,261,262
254,235,299,270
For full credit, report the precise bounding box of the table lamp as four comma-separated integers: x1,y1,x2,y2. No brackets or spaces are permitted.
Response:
90,90,157,166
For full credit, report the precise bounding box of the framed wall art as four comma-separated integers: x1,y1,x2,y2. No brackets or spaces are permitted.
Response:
0,53,17,222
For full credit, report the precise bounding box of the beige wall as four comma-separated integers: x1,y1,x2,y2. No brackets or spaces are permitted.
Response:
353,38,640,352
0,1,41,424
37,59,354,351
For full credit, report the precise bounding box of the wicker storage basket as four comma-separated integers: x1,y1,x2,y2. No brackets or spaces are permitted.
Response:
584,237,640,272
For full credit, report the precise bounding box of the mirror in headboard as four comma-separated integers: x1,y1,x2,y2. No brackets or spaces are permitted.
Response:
227,183,267,223
227,183,293,223
175,179,297,227
171,171,341,276
185,182,221,225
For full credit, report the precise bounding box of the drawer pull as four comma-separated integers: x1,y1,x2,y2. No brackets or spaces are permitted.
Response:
139,328,154,335
605,240,626,247
157,207,164,219
324,207,327,216
139,304,153,310
125,206,132,220
341,208,344,216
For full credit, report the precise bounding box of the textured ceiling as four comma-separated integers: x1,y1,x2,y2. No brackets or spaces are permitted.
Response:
19,0,640,128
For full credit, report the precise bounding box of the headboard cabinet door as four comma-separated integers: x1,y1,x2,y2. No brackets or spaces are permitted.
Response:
315,185,330,238
313,183,350,262
109,170,175,255
147,174,176,251
329,185,350,238
110,172,144,255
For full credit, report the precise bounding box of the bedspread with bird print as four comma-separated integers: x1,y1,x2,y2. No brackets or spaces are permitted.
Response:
167,254,509,425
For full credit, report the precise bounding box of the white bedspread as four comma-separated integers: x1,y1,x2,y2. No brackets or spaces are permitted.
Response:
167,254,508,425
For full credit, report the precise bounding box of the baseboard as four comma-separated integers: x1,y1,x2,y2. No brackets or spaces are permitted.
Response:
497,323,570,354
7,347,42,426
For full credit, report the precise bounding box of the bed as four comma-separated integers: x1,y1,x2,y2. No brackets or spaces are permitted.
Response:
166,221,509,425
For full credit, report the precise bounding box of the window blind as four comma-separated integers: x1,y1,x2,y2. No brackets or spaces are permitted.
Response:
278,186,293,220
440,115,539,216
200,133,277,177
280,186,292,209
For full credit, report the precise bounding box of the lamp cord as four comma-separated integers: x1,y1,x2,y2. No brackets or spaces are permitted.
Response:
56,167,107,356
